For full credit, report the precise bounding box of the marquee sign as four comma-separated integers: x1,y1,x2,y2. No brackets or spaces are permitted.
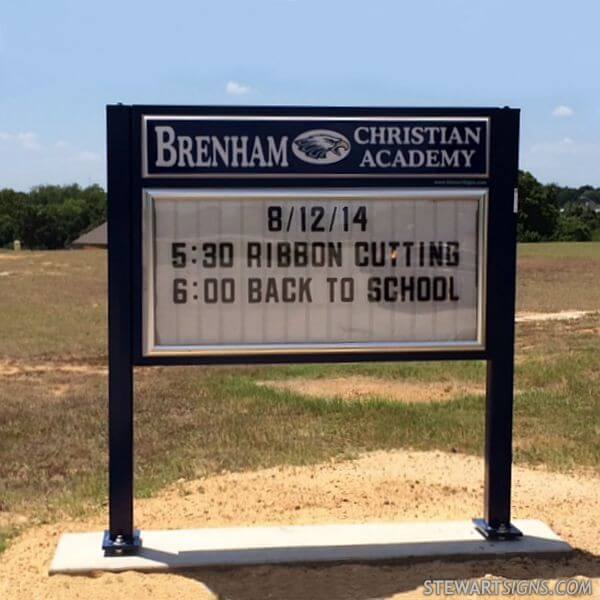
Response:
142,188,487,356
104,105,521,556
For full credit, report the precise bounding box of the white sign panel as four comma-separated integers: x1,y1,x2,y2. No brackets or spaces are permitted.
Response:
142,188,487,356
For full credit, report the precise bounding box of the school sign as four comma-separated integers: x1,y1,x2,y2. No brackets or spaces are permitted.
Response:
104,105,521,555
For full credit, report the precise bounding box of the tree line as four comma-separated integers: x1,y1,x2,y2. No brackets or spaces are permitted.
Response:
0,174,599,249
0,184,105,249
518,171,600,242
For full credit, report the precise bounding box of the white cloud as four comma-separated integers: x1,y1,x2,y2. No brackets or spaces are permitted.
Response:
552,105,574,118
55,140,99,163
523,137,600,186
226,80,252,96
0,131,42,150
0,134,105,190
76,151,100,162
18,133,41,150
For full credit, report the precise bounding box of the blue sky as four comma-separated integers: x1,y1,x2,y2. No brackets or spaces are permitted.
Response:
1,0,599,190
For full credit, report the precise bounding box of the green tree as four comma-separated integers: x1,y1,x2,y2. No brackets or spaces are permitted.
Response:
556,186,579,207
578,188,600,207
557,203,599,241
14,184,106,249
555,215,592,241
517,171,560,241
0,189,27,246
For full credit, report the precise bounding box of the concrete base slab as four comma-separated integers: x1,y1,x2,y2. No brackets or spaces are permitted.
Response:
49,519,571,574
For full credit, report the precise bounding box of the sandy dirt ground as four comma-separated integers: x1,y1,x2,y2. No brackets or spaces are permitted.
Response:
0,254,27,260
0,450,598,600
515,310,594,323
259,377,484,404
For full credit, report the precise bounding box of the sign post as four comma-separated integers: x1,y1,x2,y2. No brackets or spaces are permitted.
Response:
103,105,521,555
103,105,138,554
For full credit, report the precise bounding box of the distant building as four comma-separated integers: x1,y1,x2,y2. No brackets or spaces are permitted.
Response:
71,222,107,248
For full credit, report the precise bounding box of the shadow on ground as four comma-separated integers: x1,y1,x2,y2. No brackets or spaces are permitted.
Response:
178,551,599,600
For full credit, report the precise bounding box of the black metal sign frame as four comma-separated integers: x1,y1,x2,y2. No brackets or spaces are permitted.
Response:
104,105,520,554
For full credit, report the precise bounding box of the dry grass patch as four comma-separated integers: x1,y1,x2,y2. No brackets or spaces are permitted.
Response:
0,512,27,529
517,243,600,312
0,360,106,378
0,249,107,360
258,376,484,404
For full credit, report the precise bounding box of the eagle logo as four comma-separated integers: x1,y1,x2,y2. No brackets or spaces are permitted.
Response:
292,129,351,164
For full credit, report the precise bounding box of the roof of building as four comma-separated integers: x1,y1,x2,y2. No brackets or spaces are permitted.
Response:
71,222,107,248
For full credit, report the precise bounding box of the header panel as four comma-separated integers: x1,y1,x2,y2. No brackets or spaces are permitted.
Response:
142,115,490,179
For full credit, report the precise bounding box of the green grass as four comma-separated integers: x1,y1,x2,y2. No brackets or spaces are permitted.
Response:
247,359,486,383
0,317,597,523
0,243,598,539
